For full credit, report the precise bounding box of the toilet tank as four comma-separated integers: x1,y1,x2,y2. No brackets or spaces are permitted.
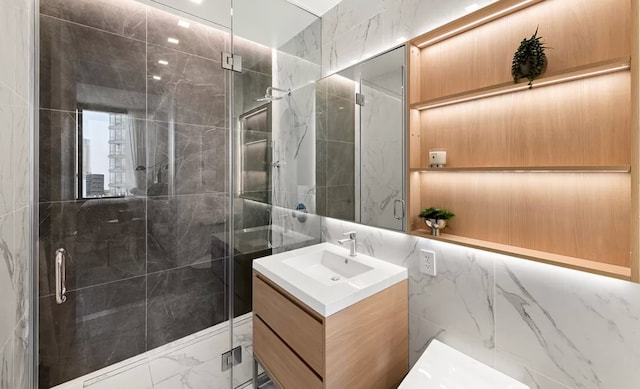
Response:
399,340,529,389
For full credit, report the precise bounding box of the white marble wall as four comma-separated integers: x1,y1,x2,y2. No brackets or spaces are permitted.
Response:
271,19,322,244
322,217,640,389
0,0,33,387
321,0,497,75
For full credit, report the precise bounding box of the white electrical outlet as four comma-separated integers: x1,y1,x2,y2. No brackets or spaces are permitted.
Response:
420,249,436,276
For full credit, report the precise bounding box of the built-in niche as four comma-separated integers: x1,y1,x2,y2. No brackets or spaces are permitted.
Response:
407,0,638,281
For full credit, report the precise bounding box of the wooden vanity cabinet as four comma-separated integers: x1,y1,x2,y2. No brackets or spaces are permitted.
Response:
253,272,408,389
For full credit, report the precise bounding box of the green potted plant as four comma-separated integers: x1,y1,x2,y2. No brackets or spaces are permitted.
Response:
419,207,455,236
511,27,548,89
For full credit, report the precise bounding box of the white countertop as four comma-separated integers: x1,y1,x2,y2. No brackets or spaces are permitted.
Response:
252,242,407,317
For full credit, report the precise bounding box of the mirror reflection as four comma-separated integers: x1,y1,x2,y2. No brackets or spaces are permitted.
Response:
315,46,406,231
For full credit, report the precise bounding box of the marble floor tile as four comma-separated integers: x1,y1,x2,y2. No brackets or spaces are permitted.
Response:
85,364,153,389
51,314,254,389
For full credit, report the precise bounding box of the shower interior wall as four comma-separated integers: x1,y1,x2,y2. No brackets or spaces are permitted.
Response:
37,0,275,386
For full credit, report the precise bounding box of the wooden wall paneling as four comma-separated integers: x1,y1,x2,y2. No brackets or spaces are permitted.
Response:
420,172,630,266
632,0,640,282
408,172,422,231
508,173,630,266
419,0,631,101
420,72,630,168
419,172,510,243
324,280,408,389
409,109,422,169
408,44,422,104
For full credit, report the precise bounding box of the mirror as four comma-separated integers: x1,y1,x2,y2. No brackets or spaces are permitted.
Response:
315,46,406,231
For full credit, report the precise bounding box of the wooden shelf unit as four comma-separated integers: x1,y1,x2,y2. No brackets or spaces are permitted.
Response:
406,0,639,281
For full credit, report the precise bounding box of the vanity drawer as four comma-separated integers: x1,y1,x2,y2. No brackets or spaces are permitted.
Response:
254,316,323,389
253,275,324,374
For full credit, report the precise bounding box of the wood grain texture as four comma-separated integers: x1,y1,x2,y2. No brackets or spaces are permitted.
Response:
419,0,630,100
254,317,323,389
324,280,408,389
420,172,630,266
411,0,544,48
253,275,325,374
408,172,422,231
631,0,640,282
420,72,631,168
408,44,422,104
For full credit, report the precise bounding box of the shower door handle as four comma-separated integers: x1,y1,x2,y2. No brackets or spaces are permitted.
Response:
55,248,67,304
394,200,406,220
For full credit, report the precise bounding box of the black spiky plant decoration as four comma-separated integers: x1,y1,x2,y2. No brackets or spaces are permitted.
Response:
511,27,547,89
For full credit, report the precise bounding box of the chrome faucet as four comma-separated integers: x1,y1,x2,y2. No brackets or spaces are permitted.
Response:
338,231,357,256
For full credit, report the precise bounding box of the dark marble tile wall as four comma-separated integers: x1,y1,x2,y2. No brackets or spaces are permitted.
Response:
315,75,356,221
37,0,273,386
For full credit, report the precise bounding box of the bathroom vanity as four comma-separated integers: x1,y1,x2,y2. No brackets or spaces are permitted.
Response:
252,243,408,389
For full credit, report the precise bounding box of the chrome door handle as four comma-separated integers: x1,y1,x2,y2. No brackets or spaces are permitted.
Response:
394,200,406,220
55,248,67,304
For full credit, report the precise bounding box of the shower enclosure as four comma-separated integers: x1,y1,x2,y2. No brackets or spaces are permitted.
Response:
36,0,321,387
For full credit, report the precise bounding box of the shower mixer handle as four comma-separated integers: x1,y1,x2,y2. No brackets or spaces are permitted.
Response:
55,248,67,304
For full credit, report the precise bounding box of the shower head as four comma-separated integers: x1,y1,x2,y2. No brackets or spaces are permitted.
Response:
256,86,291,102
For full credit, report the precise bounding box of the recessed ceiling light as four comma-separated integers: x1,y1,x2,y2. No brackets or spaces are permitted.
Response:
465,3,480,12
167,37,179,44
153,75,162,80
396,37,407,43
158,60,169,65
190,0,202,4
177,20,191,28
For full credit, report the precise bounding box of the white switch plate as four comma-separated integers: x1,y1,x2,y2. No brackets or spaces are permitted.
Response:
420,249,436,276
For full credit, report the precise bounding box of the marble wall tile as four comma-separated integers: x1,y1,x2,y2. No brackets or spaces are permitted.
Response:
146,6,228,62
0,213,16,350
147,121,227,196
408,314,496,370
494,256,640,389
39,15,147,112
325,141,354,186
321,0,497,75
38,199,147,296
0,0,15,99
0,105,16,216
38,109,77,202
12,208,29,326
409,239,495,351
146,44,226,127
146,261,227,350
234,37,272,76
0,331,13,389
279,19,322,67
147,194,227,273
40,0,147,40
38,276,146,388
10,316,28,389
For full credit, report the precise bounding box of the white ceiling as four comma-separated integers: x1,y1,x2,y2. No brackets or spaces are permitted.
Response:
285,0,343,16
138,0,325,48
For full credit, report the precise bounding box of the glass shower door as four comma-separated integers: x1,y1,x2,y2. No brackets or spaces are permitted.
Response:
37,0,235,387
231,1,322,387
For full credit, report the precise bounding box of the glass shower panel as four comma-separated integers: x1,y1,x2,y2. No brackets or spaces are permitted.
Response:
231,1,322,387
37,0,234,388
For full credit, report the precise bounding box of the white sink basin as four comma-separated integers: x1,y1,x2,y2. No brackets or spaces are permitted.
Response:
283,249,373,285
253,242,407,317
